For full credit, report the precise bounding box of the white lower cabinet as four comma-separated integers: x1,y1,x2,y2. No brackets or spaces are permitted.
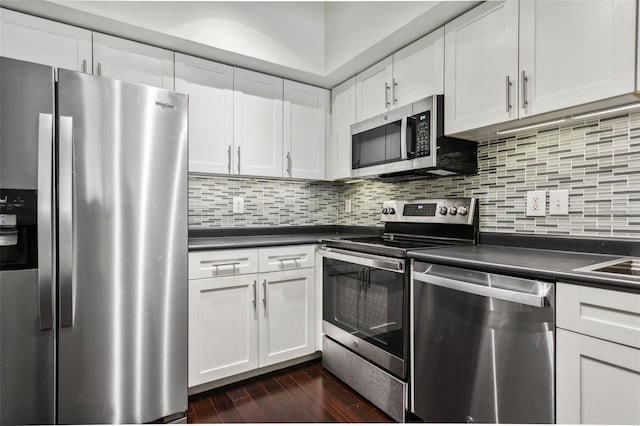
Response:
188,274,259,387
259,269,315,366
556,282,640,424
188,245,316,389
557,329,640,424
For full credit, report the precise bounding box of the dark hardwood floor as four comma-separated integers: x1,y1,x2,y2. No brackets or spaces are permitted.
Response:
188,360,394,423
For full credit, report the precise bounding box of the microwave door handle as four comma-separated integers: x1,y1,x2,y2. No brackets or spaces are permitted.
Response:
400,116,408,160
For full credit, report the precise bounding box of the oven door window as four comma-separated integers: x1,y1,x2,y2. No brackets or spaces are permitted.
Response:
323,258,405,359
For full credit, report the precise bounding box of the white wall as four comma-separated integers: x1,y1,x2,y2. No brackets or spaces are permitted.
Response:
48,0,326,74
0,0,479,87
323,1,479,85
324,2,437,73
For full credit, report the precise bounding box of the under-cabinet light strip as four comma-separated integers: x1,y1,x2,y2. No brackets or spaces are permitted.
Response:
573,103,640,120
496,119,566,135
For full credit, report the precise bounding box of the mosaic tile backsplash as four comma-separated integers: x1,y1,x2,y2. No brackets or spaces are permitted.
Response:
189,112,640,238
339,112,640,238
189,175,338,228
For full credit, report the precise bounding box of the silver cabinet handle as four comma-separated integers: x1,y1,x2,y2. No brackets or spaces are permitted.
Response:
505,76,512,112
82,59,87,74
392,78,398,105
413,271,549,308
97,62,102,76
521,70,528,110
37,113,54,330
59,116,75,328
262,279,267,312
286,151,291,176
227,145,232,174
237,146,241,174
384,82,390,108
253,280,257,312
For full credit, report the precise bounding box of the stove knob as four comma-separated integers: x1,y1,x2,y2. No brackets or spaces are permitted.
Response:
458,206,468,216
388,208,396,215
449,206,458,215
439,206,448,215
381,208,388,214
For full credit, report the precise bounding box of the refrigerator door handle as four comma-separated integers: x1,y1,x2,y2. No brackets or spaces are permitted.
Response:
59,115,75,328
37,113,54,330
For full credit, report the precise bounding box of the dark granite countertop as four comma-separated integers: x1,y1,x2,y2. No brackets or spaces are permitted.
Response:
408,245,640,291
188,225,382,251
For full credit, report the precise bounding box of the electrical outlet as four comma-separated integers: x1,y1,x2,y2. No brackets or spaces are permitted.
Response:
345,199,352,213
549,190,569,215
232,196,244,214
526,191,546,217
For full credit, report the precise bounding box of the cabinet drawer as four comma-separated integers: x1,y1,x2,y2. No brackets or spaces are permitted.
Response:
189,249,258,279
557,282,640,349
259,245,315,272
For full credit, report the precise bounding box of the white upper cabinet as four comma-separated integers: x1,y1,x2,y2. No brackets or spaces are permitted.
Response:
175,54,234,175
93,33,174,89
356,56,394,121
519,0,636,117
392,28,444,107
355,28,445,122
328,77,356,181
233,68,283,178
445,0,637,135
283,80,328,180
444,1,519,135
0,8,91,72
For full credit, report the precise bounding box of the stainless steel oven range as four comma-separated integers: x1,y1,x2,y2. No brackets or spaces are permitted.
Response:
320,198,479,422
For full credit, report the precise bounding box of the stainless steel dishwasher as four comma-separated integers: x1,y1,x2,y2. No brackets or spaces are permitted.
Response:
411,262,554,424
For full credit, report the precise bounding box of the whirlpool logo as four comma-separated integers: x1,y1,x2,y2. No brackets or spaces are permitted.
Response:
155,101,175,110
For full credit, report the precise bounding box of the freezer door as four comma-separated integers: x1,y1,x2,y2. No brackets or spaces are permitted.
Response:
57,69,188,424
0,57,55,425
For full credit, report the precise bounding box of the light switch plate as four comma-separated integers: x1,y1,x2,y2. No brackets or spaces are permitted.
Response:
345,199,352,213
526,191,546,217
232,196,244,214
549,190,569,215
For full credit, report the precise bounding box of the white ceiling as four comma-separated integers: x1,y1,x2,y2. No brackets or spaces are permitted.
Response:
0,0,480,88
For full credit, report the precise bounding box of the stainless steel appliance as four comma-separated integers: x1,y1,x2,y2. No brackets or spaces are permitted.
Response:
320,198,478,422
350,95,477,180
412,263,555,423
0,57,188,424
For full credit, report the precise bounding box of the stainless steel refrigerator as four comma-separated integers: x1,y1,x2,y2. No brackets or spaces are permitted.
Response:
0,57,188,424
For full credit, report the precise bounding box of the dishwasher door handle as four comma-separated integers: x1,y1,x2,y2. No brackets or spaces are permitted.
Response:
413,271,549,308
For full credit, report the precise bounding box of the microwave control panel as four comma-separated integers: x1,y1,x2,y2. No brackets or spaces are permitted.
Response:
413,111,431,158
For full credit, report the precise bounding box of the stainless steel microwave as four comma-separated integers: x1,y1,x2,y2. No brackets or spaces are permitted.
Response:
351,95,477,180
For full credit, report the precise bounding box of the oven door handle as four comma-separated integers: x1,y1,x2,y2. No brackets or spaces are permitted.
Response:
413,270,549,308
320,248,404,273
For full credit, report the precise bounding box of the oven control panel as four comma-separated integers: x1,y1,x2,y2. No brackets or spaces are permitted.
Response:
380,198,476,225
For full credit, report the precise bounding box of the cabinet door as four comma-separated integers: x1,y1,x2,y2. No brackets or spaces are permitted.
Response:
175,54,234,175
93,33,174,89
392,27,444,107
444,1,519,135
188,274,259,387
0,8,91,72
557,329,640,424
328,78,356,180
283,81,328,180
233,68,283,177
259,269,315,367
519,0,636,117
356,56,393,121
